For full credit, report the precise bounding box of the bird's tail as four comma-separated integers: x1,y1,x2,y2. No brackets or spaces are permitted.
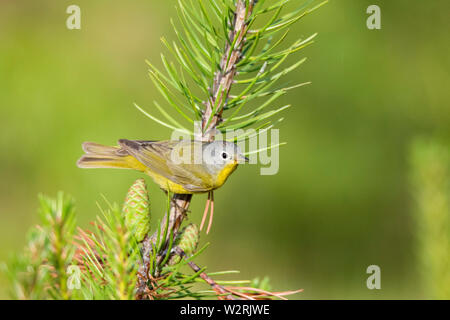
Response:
77,142,145,171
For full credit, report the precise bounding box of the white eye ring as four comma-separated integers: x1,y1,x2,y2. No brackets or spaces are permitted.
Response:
221,152,228,159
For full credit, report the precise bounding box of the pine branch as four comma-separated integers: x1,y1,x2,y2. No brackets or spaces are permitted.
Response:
136,0,256,298
136,0,325,298
3,193,77,300
202,0,256,141
74,203,139,300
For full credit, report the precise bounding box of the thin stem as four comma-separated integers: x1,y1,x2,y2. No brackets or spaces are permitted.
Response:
174,247,236,300
202,0,256,142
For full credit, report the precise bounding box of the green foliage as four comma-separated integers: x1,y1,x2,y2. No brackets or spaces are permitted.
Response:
122,178,151,242
74,201,140,300
38,193,77,299
3,182,287,300
137,0,327,139
2,193,76,300
168,223,200,265
410,137,450,299
3,175,307,300
176,223,200,255
2,228,48,300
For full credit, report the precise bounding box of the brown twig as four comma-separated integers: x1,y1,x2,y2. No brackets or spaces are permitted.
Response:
174,247,236,300
225,286,304,300
202,0,255,142
174,247,303,300
136,0,256,299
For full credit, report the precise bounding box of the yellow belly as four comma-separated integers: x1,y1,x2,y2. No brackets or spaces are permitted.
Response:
213,161,238,189
126,156,193,194
145,169,193,194
142,160,238,194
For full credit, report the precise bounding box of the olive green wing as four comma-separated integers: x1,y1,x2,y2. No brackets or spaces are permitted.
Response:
118,139,211,192
167,162,215,192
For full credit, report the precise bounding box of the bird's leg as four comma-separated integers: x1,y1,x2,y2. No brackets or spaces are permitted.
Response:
206,191,215,234
200,191,211,231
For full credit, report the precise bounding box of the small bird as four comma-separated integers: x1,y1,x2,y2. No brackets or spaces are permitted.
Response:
77,139,248,233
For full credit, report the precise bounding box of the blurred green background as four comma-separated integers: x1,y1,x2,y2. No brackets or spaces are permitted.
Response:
0,0,449,299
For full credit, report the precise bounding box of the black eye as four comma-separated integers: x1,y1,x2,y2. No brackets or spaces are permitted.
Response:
221,152,228,159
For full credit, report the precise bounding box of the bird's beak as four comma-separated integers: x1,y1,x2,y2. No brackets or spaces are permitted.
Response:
237,154,249,163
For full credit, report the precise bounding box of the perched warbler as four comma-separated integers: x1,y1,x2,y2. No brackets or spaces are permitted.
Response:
77,139,248,233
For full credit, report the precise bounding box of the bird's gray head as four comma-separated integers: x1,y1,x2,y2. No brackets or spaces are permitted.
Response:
202,141,248,167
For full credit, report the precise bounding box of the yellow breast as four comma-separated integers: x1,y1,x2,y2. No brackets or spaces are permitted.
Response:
213,161,238,189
